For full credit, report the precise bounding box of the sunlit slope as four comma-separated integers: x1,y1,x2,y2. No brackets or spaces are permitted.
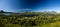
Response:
34,22,60,27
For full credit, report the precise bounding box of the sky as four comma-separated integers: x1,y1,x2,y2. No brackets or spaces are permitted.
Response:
0,0,60,12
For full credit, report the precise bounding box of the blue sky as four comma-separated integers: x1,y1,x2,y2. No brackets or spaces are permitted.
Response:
0,0,60,12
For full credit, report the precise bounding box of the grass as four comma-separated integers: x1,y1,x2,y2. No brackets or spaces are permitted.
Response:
33,22,60,27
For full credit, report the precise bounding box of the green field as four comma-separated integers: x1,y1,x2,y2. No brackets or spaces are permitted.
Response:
0,12,60,27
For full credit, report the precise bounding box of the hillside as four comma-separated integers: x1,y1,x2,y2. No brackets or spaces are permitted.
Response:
0,11,60,27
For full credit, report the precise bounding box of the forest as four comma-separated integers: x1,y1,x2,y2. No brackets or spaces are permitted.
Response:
0,11,60,27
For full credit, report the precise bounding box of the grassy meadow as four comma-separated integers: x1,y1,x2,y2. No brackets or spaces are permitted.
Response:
0,11,60,27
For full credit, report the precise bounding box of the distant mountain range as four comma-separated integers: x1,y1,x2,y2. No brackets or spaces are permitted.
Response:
0,10,58,16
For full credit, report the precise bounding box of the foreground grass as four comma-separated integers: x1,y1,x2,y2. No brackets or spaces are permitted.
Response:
33,22,60,27
4,22,60,27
